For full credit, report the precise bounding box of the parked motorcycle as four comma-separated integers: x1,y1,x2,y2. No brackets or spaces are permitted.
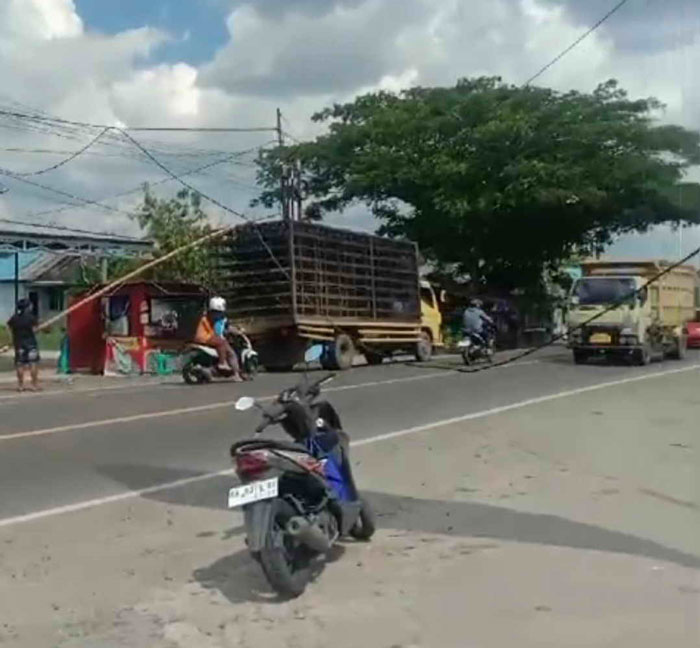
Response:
228,346,375,597
182,329,259,384
458,326,495,366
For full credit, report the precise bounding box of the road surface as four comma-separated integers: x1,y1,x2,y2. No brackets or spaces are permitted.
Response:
0,347,698,647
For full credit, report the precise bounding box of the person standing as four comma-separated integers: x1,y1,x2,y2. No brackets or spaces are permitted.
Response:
7,298,41,392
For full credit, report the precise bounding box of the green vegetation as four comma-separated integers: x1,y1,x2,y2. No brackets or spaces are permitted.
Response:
80,186,214,287
0,324,64,351
255,77,700,295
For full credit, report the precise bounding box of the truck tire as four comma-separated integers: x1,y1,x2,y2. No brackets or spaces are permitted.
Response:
414,331,433,362
634,345,652,366
324,333,356,370
668,335,687,360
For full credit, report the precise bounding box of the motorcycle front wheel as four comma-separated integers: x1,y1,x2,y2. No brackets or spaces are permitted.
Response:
349,496,376,541
461,349,472,366
259,498,312,598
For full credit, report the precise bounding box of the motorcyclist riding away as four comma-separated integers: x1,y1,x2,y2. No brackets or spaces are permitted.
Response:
462,298,495,346
194,296,243,382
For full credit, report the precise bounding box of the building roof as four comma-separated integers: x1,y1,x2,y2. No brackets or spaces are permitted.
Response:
0,226,152,256
0,250,81,282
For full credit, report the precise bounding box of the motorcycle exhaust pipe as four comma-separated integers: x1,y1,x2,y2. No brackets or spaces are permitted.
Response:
286,516,331,552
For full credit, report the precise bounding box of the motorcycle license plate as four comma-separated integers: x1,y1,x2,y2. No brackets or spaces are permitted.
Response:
227,477,278,508
589,333,611,344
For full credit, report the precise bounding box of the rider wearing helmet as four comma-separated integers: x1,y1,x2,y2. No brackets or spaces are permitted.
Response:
194,296,242,381
462,298,495,345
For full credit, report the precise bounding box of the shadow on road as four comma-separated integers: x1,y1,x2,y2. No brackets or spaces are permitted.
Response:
99,463,700,576
193,543,346,604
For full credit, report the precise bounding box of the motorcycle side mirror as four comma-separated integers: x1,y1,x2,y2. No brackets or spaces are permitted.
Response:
304,345,323,364
235,396,256,411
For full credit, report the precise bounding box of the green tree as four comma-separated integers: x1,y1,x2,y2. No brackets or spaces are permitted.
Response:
255,77,700,293
132,186,213,285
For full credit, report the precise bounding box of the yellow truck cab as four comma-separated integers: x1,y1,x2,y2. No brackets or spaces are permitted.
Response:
419,280,445,349
567,260,696,366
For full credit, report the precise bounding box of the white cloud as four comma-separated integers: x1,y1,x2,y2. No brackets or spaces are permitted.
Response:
1,0,700,258
1,0,83,41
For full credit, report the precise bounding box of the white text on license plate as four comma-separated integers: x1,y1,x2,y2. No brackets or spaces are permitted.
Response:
228,478,279,508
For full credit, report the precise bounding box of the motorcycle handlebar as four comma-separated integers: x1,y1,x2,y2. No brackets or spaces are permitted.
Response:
250,373,335,434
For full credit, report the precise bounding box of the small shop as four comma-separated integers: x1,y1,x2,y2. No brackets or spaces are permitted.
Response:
67,281,207,375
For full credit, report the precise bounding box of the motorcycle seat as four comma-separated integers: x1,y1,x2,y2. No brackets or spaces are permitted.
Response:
187,344,219,358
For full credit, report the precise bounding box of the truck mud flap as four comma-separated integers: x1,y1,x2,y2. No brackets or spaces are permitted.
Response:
243,500,275,553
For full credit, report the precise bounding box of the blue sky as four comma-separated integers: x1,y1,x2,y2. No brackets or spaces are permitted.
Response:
74,0,229,65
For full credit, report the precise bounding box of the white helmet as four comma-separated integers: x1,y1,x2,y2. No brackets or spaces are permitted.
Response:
209,296,226,312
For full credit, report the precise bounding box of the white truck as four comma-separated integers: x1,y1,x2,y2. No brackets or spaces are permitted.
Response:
567,260,697,366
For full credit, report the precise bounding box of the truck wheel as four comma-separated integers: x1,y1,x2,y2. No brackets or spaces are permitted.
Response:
668,335,687,360
414,332,433,362
573,350,589,365
635,345,651,366
365,351,384,366
325,334,355,370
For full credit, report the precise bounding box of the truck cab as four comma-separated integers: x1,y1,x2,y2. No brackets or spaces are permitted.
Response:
567,261,694,366
419,280,444,347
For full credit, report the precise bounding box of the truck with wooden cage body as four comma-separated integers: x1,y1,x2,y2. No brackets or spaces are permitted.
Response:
212,220,443,371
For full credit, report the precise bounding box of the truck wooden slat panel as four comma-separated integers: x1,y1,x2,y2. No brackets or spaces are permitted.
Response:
212,220,420,331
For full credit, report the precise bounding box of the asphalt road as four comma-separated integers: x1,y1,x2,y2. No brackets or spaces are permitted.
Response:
0,346,699,522
1,346,699,647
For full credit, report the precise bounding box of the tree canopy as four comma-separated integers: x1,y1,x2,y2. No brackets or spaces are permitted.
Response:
132,186,213,285
255,77,700,292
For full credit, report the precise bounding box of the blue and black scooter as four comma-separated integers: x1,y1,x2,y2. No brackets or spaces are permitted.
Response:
228,346,375,597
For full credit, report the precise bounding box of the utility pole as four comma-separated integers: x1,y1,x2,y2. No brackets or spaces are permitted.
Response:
13,251,19,306
276,108,289,221
294,158,303,221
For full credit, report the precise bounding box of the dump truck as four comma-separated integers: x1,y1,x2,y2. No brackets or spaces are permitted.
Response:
213,220,444,371
566,260,697,366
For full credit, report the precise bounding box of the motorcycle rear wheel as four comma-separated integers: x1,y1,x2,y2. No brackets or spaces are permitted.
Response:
182,362,205,385
244,356,259,378
259,499,312,598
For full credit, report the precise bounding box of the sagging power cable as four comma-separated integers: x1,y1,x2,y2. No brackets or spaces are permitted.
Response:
116,128,291,281
4,127,110,177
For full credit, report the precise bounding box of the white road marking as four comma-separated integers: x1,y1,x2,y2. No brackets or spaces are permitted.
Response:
0,469,236,529
0,362,698,528
0,361,536,441
0,354,537,404
0,371,458,441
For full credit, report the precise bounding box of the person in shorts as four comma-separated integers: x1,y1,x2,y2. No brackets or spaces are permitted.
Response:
7,298,41,392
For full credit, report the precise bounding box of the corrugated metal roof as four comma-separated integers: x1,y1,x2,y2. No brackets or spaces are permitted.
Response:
0,250,43,281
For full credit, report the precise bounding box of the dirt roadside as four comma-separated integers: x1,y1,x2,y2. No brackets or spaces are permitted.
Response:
0,374,698,648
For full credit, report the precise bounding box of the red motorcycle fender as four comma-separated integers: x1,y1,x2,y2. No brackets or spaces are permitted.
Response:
243,499,275,553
